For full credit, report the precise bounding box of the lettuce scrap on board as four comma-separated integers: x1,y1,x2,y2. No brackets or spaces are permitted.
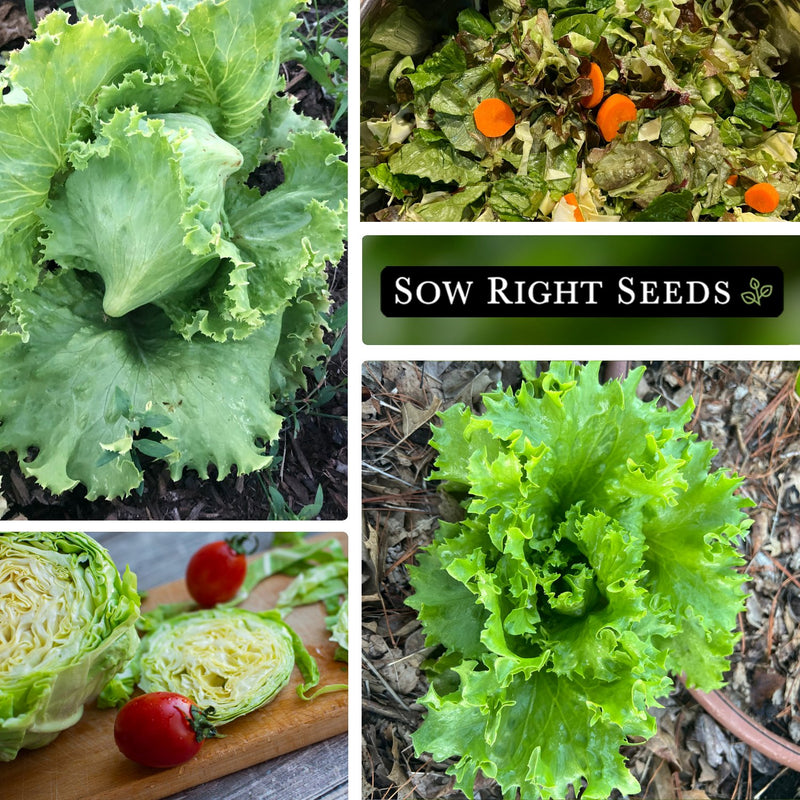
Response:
0,0,346,500
407,362,752,799
0,531,140,760
361,0,800,220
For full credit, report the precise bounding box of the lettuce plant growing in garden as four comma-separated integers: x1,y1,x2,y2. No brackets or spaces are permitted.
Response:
0,0,346,501
407,362,752,799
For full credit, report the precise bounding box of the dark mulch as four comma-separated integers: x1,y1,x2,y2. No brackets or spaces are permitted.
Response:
0,1,347,521
362,361,800,800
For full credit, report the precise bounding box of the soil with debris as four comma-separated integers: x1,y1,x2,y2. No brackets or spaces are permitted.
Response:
0,1,347,521
362,361,800,800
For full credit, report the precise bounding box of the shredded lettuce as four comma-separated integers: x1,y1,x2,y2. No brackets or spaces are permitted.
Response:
361,0,800,220
407,361,752,799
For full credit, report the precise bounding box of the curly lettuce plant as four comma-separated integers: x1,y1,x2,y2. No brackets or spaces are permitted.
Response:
0,0,346,500
0,531,140,760
407,361,752,799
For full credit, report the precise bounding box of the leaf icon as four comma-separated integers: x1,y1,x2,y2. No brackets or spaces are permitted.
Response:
759,284,773,299
750,277,760,291
741,291,758,305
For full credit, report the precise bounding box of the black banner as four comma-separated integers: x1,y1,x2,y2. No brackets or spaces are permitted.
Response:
380,266,783,318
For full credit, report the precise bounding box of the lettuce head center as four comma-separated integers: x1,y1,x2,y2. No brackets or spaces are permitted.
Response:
141,617,293,711
0,548,94,678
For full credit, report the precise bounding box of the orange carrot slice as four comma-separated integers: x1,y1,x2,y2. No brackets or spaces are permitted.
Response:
744,182,780,213
473,98,516,138
563,192,585,221
580,63,604,109
725,174,738,187
596,94,637,142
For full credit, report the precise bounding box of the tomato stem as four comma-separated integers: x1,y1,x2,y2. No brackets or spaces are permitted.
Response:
224,534,256,556
187,704,223,743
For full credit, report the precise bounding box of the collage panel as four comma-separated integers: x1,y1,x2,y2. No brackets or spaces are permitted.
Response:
363,360,800,799
0,0,348,522
1,529,348,799
361,0,799,222
0,1,353,799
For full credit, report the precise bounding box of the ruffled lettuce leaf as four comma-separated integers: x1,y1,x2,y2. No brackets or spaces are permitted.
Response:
105,0,305,144
41,109,244,317
408,361,751,799
156,102,346,342
0,271,283,500
0,13,146,286
227,129,347,319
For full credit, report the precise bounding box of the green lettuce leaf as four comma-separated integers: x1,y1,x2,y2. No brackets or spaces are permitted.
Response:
226,128,347,329
387,135,486,186
634,189,693,220
41,109,243,317
0,272,283,500
122,0,304,143
733,76,797,129
0,13,145,287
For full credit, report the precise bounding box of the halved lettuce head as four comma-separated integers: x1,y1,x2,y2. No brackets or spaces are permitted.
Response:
136,608,319,723
0,531,140,761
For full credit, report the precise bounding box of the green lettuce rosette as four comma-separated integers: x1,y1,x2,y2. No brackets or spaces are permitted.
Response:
0,0,346,501
408,361,752,799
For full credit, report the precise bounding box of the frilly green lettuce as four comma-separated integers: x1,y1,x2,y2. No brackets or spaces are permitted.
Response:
41,109,243,318
0,531,140,760
407,361,752,799
0,0,346,500
0,271,284,499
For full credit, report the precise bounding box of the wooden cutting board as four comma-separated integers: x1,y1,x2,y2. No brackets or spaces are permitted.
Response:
1,533,349,800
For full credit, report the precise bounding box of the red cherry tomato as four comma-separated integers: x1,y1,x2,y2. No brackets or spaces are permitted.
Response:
114,692,218,768
185,536,251,608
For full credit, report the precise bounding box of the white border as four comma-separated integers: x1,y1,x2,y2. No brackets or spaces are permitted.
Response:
3,2,799,797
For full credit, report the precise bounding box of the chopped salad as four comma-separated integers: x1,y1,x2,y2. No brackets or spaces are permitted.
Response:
361,0,800,221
